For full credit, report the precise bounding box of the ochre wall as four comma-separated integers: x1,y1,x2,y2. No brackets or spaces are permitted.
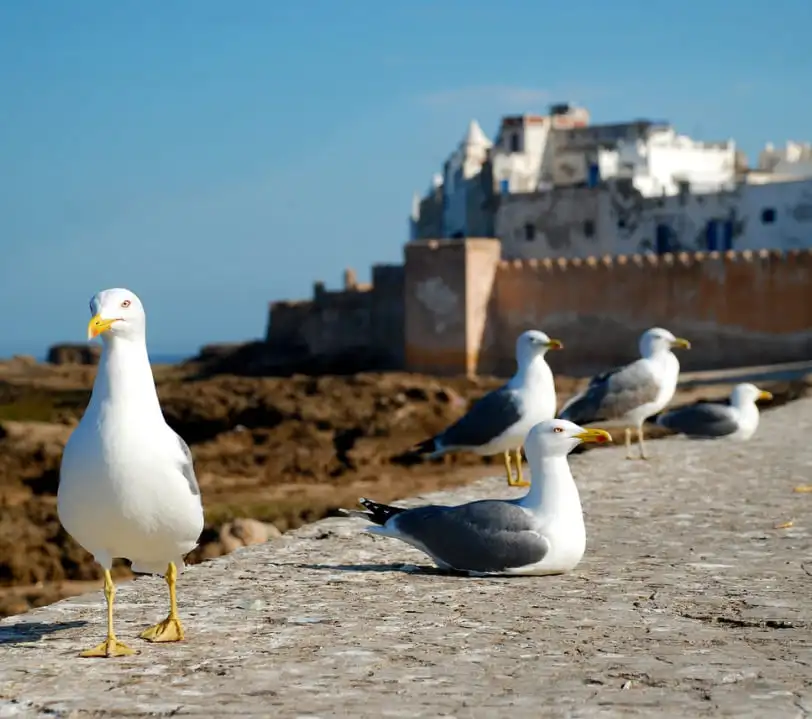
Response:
482,249,812,376
264,239,812,379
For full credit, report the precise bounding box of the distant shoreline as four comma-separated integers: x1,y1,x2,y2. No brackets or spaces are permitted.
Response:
0,351,193,365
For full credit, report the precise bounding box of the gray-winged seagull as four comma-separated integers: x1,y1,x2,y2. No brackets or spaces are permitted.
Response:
656,382,773,440
347,419,611,576
557,327,690,460
412,329,563,488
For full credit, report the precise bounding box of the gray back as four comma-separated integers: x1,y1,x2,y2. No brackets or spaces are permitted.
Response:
175,432,201,496
659,403,739,438
440,387,523,449
394,500,548,573
560,360,660,423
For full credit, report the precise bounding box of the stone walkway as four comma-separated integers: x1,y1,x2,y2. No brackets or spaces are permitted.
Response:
2,400,812,718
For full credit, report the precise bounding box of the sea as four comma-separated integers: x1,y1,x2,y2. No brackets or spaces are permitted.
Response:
1,351,193,365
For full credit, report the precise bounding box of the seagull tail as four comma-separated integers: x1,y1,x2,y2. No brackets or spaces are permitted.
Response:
350,497,408,527
411,435,444,458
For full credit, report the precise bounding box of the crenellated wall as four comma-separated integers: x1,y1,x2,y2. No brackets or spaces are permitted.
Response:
402,238,812,377
483,248,812,376
265,265,404,374
261,239,812,379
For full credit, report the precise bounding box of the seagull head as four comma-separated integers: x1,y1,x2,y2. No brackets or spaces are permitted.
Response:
87,288,146,343
526,418,612,458
516,329,564,364
731,382,773,407
639,327,691,358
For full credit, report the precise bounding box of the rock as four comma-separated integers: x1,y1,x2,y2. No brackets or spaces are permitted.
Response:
46,344,101,366
218,518,282,554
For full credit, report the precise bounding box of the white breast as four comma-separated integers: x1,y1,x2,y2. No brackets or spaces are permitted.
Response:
58,416,203,568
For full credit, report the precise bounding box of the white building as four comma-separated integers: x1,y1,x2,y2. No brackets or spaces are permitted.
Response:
597,126,737,197
441,120,493,238
758,141,812,179
497,176,812,260
490,105,590,194
409,105,811,257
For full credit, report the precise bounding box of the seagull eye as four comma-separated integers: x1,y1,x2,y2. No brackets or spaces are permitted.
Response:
121,299,131,308
553,427,564,433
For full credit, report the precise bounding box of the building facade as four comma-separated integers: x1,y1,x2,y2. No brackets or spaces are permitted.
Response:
409,104,752,253
497,176,812,260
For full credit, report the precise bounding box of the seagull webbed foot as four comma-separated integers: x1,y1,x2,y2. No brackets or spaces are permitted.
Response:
140,615,185,643
80,636,136,658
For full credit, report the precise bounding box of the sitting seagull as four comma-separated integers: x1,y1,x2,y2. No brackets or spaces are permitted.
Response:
656,383,773,441
557,327,691,460
345,419,611,576
411,329,563,488
58,288,204,658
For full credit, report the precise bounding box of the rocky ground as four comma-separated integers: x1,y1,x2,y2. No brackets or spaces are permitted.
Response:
1,352,809,619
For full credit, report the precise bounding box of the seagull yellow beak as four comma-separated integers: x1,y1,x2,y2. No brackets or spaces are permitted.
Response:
574,428,613,444
87,314,118,340
546,338,564,350
758,390,773,401
671,337,691,350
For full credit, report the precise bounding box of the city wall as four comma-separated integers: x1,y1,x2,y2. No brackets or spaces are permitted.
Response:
265,265,404,373
404,239,812,377
264,239,812,379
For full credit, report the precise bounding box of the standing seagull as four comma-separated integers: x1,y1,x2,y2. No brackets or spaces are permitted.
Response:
412,330,563,488
344,419,612,575
557,327,691,460
58,288,204,658
656,383,773,441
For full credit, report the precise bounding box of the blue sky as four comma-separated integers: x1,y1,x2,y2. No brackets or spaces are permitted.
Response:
1,1,810,358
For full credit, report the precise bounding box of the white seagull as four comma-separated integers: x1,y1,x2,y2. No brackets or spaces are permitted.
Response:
412,329,563,487
346,419,612,576
58,288,204,658
656,383,773,441
558,327,691,460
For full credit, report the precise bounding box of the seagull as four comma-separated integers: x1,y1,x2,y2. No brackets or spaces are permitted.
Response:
411,330,563,488
656,383,773,441
57,288,204,658
344,419,611,575
557,327,691,460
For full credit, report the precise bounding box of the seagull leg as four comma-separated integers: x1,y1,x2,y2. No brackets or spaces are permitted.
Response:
80,569,136,658
624,428,634,460
638,423,649,460
509,447,530,487
140,562,185,643
503,450,515,486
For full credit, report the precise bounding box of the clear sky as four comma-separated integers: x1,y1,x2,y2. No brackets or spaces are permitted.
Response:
1,1,810,358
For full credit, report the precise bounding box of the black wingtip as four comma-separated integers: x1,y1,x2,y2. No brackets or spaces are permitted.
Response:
411,437,437,456
357,498,407,526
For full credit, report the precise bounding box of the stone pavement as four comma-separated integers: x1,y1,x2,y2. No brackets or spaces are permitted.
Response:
2,401,812,719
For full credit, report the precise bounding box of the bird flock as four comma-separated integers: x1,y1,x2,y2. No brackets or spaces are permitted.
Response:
57,288,774,658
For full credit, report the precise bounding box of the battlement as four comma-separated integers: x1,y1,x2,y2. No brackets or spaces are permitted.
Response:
261,237,812,379
496,248,812,273
402,237,812,377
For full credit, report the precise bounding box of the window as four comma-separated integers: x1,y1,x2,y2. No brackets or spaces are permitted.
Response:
761,208,776,224
584,220,595,237
524,223,536,241
510,133,520,153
